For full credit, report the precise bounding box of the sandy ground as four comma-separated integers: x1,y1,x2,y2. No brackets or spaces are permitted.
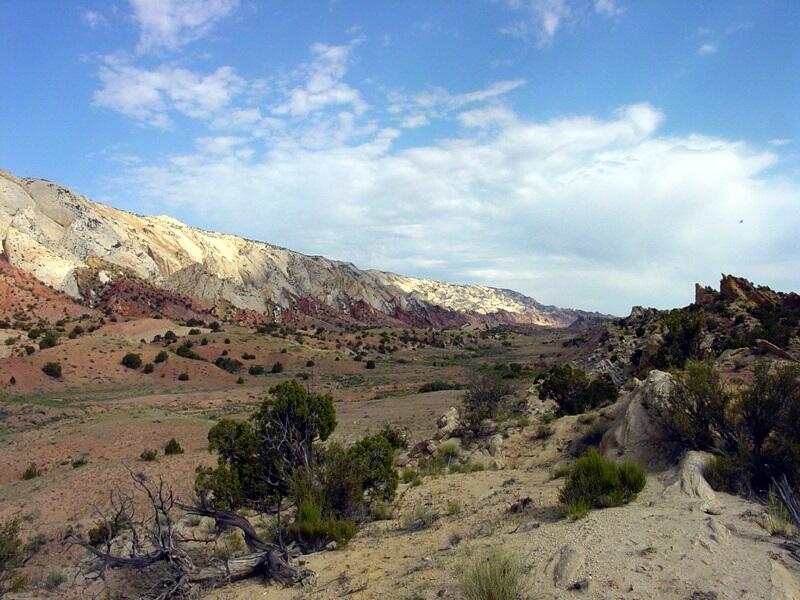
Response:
204,413,800,600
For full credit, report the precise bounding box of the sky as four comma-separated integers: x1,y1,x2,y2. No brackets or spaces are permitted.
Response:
1,0,799,315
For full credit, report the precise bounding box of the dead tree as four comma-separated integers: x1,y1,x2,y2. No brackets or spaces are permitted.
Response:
64,474,312,599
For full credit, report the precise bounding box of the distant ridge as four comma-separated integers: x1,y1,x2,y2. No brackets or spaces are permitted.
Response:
0,169,607,328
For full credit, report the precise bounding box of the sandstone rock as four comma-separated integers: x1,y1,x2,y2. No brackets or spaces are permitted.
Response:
600,370,675,469
756,339,795,361
435,407,461,440
664,451,720,514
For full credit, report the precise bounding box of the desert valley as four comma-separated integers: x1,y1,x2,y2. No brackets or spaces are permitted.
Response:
0,171,799,599
2,2,800,598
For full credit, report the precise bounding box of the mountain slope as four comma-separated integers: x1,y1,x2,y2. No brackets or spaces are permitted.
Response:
0,169,602,327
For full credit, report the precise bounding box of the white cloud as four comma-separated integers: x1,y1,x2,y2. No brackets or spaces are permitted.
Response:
118,101,800,314
594,0,622,17
389,80,525,128
130,0,239,53
769,138,792,147
94,57,245,127
81,10,108,28
273,41,366,117
501,0,618,47
698,42,718,55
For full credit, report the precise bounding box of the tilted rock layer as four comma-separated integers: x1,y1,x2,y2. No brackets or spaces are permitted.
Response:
0,169,601,327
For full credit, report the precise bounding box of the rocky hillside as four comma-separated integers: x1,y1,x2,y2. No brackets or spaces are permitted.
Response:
0,169,603,328
574,273,800,385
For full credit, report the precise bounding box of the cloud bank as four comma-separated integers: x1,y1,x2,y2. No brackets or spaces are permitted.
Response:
90,1,800,315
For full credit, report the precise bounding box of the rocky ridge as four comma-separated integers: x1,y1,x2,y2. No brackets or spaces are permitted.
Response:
0,169,604,328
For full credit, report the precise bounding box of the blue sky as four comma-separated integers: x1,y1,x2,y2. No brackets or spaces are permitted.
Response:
1,0,799,314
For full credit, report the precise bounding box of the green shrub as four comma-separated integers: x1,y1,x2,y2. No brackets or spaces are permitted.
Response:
178,372,189,381
154,350,169,363
305,360,315,367
121,353,142,369
271,361,284,374
38,333,58,349
215,356,243,373
164,438,184,455
655,360,733,451
540,365,617,416
649,309,707,370
248,365,265,376
558,449,646,519
140,448,158,461
459,547,525,600
21,463,40,480
418,381,463,393
197,381,336,510
177,344,203,360
41,362,61,378
365,360,376,369
667,362,800,495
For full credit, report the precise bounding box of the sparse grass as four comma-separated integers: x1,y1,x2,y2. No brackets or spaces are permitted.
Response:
44,570,65,591
458,547,526,600
762,488,798,538
449,461,485,474
400,467,418,484
371,501,394,521
531,423,554,440
403,507,437,531
446,499,462,515
185,515,202,527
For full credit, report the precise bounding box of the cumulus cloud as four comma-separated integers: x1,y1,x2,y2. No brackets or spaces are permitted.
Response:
130,0,239,53
118,101,800,314
94,58,244,127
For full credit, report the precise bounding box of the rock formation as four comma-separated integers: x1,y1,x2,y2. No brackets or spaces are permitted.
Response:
0,169,604,328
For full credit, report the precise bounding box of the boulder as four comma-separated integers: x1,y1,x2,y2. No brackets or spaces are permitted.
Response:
487,434,504,457
600,370,675,469
435,407,462,440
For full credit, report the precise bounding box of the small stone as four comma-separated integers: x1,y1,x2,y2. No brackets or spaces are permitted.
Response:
325,541,338,551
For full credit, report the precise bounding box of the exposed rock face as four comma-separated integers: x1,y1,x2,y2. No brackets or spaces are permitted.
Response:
0,169,602,327
601,370,675,469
